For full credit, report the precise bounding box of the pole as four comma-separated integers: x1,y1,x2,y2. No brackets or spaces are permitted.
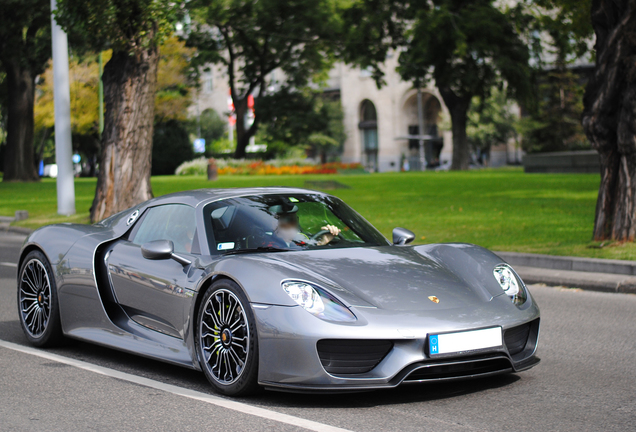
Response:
416,86,426,171
51,0,75,215
98,52,104,137
197,94,202,138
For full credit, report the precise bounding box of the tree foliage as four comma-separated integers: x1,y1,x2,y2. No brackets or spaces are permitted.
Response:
187,0,341,158
152,119,194,175
0,0,51,75
35,55,102,136
528,0,594,63
257,88,346,161
467,88,518,162
193,108,227,156
55,0,179,53
155,36,196,122
518,67,589,153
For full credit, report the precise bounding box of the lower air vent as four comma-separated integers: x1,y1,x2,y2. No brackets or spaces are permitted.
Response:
405,356,512,381
504,322,531,355
317,339,393,375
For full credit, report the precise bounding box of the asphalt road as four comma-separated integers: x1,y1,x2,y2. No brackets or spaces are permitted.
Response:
0,232,635,432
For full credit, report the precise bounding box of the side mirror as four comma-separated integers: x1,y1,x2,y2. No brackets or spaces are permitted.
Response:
141,240,192,266
141,240,174,260
392,227,415,246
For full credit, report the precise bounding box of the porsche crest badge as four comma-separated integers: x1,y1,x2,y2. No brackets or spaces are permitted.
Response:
428,296,440,304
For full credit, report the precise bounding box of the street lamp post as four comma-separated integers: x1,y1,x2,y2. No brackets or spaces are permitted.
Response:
50,0,75,216
416,86,426,171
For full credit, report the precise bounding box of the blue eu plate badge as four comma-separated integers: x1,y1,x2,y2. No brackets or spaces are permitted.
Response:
429,335,439,354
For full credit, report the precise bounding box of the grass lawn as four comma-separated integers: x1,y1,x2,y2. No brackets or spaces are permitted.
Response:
3,167,633,260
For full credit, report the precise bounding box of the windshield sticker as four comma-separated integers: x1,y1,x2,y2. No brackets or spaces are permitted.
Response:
217,242,235,251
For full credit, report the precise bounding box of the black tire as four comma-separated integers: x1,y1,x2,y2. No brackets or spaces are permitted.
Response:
196,279,259,396
17,250,65,347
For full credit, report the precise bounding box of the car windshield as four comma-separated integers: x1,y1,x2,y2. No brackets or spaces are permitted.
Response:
203,194,388,254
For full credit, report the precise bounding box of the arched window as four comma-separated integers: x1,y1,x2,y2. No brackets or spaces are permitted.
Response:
403,92,443,169
359,100,379,172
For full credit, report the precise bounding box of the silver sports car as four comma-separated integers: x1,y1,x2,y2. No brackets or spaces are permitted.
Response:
17,188,540,395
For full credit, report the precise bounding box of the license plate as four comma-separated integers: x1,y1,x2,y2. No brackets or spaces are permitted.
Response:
429,327,502,356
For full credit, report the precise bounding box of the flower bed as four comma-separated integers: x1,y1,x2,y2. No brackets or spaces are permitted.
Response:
175,157,363,176
218,161,363,175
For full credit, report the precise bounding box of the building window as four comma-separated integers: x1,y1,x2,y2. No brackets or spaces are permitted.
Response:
359,100,379,172
204,72,213,92
359,66,373,78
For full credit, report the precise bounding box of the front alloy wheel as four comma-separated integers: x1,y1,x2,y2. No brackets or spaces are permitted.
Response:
197,280,259,395
18,251,64,346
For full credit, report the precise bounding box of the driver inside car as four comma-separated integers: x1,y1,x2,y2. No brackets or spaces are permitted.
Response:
268,202,341,248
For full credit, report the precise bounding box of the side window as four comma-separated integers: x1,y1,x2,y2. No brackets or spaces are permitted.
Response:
132,204,196,254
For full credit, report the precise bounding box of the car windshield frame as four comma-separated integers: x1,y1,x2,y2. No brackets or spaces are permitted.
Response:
202,193,389,255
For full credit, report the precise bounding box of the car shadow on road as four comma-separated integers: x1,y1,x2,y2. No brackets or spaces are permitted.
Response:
0,320,26,343
252,374,521,409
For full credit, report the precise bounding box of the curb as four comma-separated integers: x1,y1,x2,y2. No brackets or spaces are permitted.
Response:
495,251,636,276
0,225,33,236
515,266,636,295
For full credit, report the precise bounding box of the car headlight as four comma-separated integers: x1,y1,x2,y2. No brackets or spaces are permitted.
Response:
282,280,357,322
493,264,527,306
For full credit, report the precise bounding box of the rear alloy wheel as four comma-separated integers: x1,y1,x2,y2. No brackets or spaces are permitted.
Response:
197,279,259,396
18,251,64,347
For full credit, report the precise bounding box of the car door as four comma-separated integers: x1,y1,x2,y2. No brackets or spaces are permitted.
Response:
106,204,197,339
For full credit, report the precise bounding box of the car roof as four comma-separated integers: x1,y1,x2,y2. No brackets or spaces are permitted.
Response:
95,187,331,232
144,187,328,208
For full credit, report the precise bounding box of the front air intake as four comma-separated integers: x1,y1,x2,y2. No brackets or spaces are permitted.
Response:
317,339,393,375
504,322,532,355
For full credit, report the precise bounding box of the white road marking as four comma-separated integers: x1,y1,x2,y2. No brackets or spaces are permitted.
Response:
0,339,351,432
0,262,17,268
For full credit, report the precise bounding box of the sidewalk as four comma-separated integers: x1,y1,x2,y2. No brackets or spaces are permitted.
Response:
496,251,636,294
0,218,32,235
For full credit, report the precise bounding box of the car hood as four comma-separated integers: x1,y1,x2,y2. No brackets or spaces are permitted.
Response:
263,245,505,312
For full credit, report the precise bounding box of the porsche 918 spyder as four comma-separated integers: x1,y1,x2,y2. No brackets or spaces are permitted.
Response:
17,188,540,395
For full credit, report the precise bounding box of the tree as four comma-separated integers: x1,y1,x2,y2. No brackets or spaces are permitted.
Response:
517,0,592,155
192,108,227,156
152,36,197,174
530,0,593,63
55,1,179,222
519,67,589,154
582,0,636,241
467,88,518,164
397,1,532,170
187,0,340,158
341,1,532,170
155,36,196,123
152,119,194,175
34,53,102,173
0,0,51,181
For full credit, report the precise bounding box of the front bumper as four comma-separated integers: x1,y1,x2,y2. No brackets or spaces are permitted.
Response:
252,295,541,392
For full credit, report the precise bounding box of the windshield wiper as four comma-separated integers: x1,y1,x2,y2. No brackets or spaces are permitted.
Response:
223,246,290,255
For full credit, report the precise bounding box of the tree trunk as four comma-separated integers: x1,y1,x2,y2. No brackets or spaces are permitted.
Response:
233,97,260,159
439,87,471,170
90,47,159,222
2,59,38,182
234,99,249,159
582,0,636,241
